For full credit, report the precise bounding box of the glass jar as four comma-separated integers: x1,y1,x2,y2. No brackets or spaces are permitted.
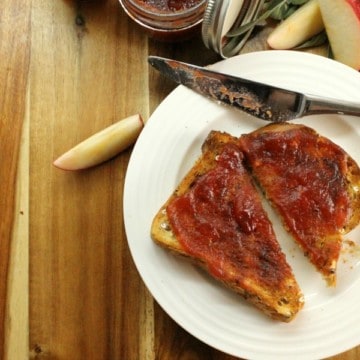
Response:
119,0,207,42
119,0,264,55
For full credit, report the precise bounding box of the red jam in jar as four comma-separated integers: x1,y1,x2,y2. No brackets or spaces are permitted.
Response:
119,0,206,41
136,0,203,12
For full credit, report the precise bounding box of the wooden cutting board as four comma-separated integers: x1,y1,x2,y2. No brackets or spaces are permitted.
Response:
2,0,359,359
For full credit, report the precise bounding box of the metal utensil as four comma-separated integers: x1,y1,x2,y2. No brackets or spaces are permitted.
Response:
148,56,360,122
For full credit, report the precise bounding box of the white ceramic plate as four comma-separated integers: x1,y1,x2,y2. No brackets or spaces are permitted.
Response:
124,51,360,360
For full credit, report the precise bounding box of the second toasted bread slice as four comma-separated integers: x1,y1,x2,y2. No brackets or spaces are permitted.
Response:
151,131,304,322
239,123,360,286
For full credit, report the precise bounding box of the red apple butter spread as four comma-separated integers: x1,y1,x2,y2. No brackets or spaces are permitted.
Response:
239,126,350,271
166,143,293,289
135,0,202,12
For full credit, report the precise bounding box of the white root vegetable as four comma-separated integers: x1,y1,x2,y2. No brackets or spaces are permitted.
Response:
53,114,144,171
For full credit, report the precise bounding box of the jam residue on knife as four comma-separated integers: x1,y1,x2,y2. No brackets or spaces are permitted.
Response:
166,143,293,289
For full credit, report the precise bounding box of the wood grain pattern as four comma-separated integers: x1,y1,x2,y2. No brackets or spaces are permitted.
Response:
0,0,31,358
5,87,29,360
29,1,150,358
1,0,359,359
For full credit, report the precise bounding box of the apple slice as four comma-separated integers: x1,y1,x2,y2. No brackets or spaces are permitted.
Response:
318,0,360,70
267,0,324,49
53,114,144,171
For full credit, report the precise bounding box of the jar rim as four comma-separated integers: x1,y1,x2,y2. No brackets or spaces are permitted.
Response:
125,0,207,20
127,13,203,34
120,0,205,35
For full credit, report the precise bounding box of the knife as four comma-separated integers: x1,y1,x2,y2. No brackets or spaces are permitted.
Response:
148,56,360,122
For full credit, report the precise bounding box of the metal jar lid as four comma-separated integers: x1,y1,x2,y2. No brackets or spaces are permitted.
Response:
202,0,265,58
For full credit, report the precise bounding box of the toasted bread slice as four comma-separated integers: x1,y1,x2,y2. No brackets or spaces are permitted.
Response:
151,131,304,322
239,123,360,286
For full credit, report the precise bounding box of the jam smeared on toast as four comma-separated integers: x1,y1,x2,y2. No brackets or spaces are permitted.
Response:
239,123,360,286
154,132,303,322
167,143,293,288
151,125,360,321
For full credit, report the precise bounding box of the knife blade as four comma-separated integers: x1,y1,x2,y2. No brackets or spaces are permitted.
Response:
148,56,360,122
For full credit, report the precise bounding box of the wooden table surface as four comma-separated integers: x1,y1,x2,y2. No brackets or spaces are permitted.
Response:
2,0,360,359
